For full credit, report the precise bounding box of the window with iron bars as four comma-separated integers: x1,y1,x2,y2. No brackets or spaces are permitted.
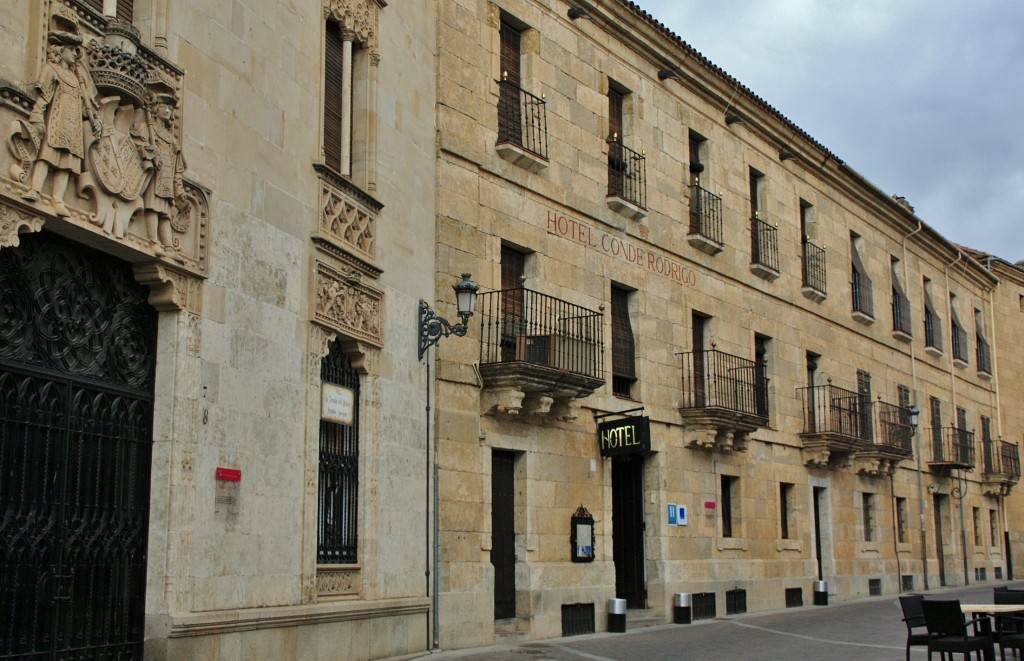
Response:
318,342,360,564
850,234,873,317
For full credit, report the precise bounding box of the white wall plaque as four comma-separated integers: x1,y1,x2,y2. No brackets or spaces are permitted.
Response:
321,383,354,425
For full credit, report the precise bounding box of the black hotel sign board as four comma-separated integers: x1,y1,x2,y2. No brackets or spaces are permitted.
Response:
598,416,651,457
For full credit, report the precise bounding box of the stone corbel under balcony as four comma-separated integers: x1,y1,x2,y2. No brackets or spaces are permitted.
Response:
855,454,897,477
982,474,1018,497
679,409,762,453
687,233,724,255
750,262,780,281
607,195,648,221
479,365,597,423
496,141,548,173
892,329,913,343
799,434,864,469
851,310,875,325
925,345,944,358
801,286,827,303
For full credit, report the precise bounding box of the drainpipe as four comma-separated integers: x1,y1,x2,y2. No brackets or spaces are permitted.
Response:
901,220,927,590
944,250,971,585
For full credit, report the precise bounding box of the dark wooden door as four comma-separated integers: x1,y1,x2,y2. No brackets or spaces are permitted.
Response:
934,494,947,586
612,456,646,608
491,450,516,619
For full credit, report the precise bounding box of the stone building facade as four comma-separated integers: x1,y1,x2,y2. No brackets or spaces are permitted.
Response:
0,0,437,659
431,0,1024,649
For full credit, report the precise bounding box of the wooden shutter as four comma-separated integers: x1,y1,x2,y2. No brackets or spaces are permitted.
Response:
610,287,635,380
499,20,521,87
323,20,344,172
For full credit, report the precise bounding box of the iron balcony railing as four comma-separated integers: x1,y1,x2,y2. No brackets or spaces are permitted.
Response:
892,289,912,335
679,349,768,420
688,184,723,244
977,337,992,375
497,77,548,160
750,216,779,273
799,383,872,441
852,268,874,318
877,400,914,453
607,139,646,209
928,425,975,467
802,240,826,295
478,287,603,380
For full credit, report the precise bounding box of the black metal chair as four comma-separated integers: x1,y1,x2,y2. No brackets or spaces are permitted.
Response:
994,589,1024,646
901,595,932,661
921,599,992,661
1000,626,1024,661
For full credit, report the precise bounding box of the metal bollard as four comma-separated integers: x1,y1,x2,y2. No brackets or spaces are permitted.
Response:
813,580,828,606
673,592,692,624
607,598,627,633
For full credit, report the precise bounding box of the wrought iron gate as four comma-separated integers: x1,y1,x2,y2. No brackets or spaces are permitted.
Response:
0,233,156,660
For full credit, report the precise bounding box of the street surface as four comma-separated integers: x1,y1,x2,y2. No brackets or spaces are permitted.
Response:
416,582,1021,661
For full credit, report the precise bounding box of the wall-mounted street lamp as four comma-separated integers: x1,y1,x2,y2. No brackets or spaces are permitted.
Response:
908,405,919,428
418,273,479,360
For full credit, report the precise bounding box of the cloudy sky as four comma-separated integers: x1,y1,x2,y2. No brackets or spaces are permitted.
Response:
635,0,1024,263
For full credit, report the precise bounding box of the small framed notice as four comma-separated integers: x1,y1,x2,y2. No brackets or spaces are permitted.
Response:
321,383,354,425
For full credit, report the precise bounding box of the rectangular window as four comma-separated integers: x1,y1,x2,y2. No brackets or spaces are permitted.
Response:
610,285,636,397
891,256,911,335
749,169,778,274
923,277,942,349
318,344,361,564
896,497,908,544
721,475,738,538
324,18,369,180
499,245,528,361
975,308,991,374
801,201,826,295
606,81,645,209
982,416,995,473
754,334,771,419
973,507,983,547
862,492,875,542
687,131,721,244
990,510,999,548
688,130,707,185
497,15,547,160
929,396,943,459
850,232,873,318
780,482,793,539
856,369,873,442
950,293,968,362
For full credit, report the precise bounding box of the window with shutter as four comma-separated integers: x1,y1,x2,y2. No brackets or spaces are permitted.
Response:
83,0,134,21
324,20,345,173
610,286,635,397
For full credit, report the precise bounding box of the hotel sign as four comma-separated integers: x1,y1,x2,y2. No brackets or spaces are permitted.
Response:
598,416,651,457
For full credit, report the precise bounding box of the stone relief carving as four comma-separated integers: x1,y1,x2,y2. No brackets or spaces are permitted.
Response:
313,260,384,348
1,3,208,289
316,567,361,596
0,202,45,246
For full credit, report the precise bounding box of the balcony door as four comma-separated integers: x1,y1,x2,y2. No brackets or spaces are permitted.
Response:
933,494,947,586
500,246,526,362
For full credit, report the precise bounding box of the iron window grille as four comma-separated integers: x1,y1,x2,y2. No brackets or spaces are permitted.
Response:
725,588,747,615
924,302,942,349
607,138,646,210
497,76,548,160
318,343,360,564
688,184,723,244
751,215,779,273
1002,442,1021,479
982,417,996,473
802,240,826,295
851,258,873,317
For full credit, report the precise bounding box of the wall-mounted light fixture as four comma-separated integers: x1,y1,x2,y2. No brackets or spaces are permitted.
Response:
568,7,588,19
779,151,795,162
658,69,679,81
418,273,479,360
908,406,919,428
725,114,743,125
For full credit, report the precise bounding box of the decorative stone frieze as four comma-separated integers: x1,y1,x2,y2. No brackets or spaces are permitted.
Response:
316,566,362,597
315,165,382,264
0,201,45,246
312,259,385,348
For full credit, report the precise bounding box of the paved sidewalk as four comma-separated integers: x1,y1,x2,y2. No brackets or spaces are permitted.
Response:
409,582,1022,661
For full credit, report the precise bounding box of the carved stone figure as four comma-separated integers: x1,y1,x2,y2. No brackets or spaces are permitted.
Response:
138,89,187,254
21,31,102,217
